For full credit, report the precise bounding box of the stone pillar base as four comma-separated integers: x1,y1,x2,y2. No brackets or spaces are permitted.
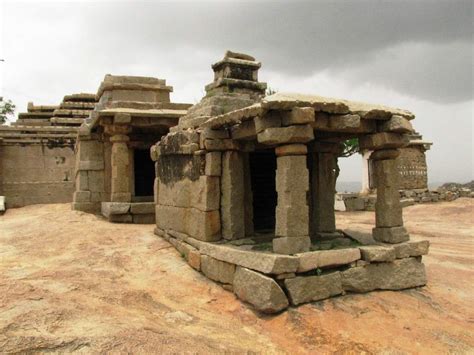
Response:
373,226,409,244
273,236,311,255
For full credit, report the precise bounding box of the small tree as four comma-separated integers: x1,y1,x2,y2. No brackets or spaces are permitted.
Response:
334,138,360,183
0,97,16,124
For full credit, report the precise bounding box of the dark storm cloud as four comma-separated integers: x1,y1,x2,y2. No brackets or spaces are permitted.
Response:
3,0,473,105
72,0,472,103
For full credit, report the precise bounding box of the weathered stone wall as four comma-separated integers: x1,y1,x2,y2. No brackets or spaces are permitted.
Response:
152,132,222,241
0,143,75,207
397,146,428,189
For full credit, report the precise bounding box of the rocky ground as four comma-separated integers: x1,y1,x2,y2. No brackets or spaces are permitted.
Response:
0,199,473,354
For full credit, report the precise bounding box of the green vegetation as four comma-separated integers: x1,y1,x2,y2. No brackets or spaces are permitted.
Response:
0,97,15,124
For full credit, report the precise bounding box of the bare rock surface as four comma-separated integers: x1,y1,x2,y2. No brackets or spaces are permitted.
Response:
0,199,473,353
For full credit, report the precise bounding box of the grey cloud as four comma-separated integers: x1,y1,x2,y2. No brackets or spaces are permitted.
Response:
3,0,472,105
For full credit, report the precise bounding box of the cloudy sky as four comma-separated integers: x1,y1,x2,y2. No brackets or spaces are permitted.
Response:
1,0,472,185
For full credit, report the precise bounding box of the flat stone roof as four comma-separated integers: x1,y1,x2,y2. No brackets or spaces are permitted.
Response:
200,92,415,130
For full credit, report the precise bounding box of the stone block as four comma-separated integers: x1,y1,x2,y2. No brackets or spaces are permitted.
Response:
155,204,221,242
72,202,100,213
132,214,155,224
273,236,311,255
276,155,309,192
205,152,221,176
344,197,366,211
258,125,314,145
78,140,103,161
359,246,396,262
187,249,201,271
158,176,220,212
341,257,426,293
75,171,89,191
284,272,343,305
199,243,299,274
370,149,400,161
201,255,236,284
231,120,256,140
114,112,132,124
201,128,229,140
275,206,309,238
281,107,315,126
221,151,245,240
359,132,408,150
373,226,409,244
233,267,289,313
130,202,155,214
204,139,240,151
78,160,104,171
374,159,403,227
109,214,133,223
275,144,307,156
296,248,361,272
74,190,91,203
254,112,281,133
87,171,105,192
379,115,414,133
328,114,362,132
392,240,429,259
111,192,132,202
101,202,130,217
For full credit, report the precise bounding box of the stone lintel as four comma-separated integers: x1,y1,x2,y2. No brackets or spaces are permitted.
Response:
359,132,409,150
257,125,314,145
275,144,307,156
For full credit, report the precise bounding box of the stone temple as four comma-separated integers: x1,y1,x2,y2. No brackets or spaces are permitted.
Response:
0,51,431,313
150,51,429,313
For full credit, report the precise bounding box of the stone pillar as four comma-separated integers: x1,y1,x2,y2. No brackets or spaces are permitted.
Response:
242,152,254,237
110,133,131,202
273,144,311,254
372,149,409,243
221,150,245,240
310,149,337,236
360,150,372,195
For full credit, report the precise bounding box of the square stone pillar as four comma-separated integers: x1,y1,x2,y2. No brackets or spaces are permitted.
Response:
221,150,245,240
273,144,311,254
110,134,131,202
372,149,409,243
310,151,337,236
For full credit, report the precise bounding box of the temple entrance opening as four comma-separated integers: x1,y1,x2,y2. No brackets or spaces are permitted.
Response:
134,149,155,197
249,149,277,233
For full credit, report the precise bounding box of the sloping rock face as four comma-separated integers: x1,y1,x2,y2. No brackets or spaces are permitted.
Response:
233,267,289,313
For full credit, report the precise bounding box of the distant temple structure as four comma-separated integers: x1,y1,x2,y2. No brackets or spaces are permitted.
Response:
361,131,432,193
72,75,191,223
0,94,95,207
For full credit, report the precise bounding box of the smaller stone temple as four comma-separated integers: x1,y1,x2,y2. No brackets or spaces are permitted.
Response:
0,93,96,208
72,75,191,223
151,52,429,313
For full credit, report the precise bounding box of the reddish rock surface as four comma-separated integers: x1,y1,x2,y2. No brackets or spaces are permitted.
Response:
0,199,473,353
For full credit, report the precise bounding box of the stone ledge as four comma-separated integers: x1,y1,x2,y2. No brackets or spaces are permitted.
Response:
200,243,299,274
296,248,361,272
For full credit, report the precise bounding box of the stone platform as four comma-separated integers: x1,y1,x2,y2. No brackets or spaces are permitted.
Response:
154,227,428,313
101,201,155,224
